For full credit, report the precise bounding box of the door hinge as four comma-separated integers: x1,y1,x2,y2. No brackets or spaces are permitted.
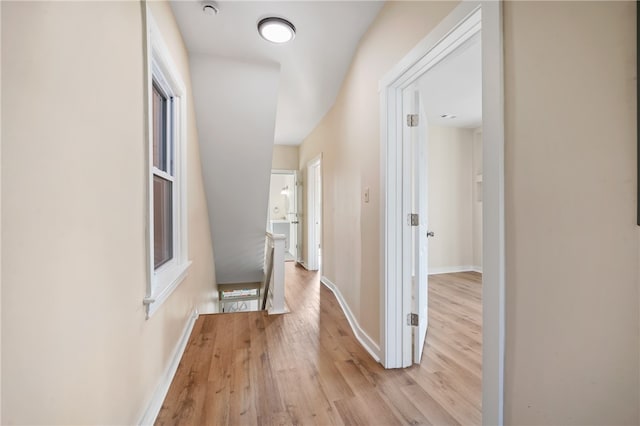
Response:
408,213,419,226
407,313,419,326
407,114,419,127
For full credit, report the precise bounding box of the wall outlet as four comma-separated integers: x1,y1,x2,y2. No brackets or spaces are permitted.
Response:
364,187,370,203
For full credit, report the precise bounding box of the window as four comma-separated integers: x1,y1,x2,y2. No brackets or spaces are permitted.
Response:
152,83,173,269
144,11,190,318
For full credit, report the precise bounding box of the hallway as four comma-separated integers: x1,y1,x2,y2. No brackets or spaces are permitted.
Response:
156,264,482,425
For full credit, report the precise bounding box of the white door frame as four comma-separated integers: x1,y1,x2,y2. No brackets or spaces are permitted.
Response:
406,87,429,365
271,169,299,260
379,2,504,425
306,155,322,271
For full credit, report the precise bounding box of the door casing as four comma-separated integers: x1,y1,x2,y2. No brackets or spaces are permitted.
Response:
379,2,505,425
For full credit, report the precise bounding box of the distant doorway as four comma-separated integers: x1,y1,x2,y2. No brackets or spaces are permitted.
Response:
306,155,322,271
268,169,301,262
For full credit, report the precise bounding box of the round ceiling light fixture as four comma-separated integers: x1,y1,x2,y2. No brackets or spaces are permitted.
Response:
201,1,219,16
258,17,296,44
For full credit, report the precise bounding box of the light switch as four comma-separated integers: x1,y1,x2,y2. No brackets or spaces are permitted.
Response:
364,187,370,203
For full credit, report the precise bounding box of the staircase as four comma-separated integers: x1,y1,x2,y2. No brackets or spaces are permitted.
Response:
216,233,286,314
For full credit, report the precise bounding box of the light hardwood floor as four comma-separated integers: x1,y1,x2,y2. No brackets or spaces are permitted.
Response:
156,265,482,425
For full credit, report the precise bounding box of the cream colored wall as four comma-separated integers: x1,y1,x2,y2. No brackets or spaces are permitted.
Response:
472,129,482,270
272,145,299,171
427,125,474,271
1,2,215,424
504,1,638,424
0,3,3,421
299,1,458,343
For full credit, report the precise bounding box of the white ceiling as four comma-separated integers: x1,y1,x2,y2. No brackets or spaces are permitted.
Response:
417,32,482,129
170,1,384,145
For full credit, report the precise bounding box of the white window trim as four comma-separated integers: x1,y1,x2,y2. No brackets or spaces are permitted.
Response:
143,9,191,319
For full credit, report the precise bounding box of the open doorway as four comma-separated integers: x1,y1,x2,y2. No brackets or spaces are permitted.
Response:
306,155,322,271
396,12,483,369
268,170,301,262
412,29,483,364
380,3,505,424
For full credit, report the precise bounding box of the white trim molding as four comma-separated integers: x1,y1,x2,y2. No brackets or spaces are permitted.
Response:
138,309,199,425
479,2,506,424
428,265,481,275
144,7,190,318
321,276,381,362
297,261,311,271
379,2,504,425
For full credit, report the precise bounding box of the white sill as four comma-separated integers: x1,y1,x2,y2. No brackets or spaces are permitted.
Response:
144,260,192,319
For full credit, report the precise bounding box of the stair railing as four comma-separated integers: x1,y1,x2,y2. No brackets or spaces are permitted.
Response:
264,232,286,314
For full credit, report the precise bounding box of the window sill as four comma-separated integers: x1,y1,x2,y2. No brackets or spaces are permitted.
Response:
144,260,192,319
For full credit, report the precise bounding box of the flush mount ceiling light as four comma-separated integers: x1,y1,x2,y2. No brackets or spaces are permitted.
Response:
258,17,296,44
201,1,219,16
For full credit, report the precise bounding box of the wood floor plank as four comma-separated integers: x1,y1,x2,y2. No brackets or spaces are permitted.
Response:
408,369,481,425
332,397,369,426
277,366,340,426
375,371,432,426
155,317,214,426
400,383,459,426
334,359,374,395
156,266,482,425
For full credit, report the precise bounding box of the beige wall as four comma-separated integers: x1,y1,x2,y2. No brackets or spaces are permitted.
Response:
0,3,3,421
272,145,299,171
301,0,639,424
427,125,474,272
299,1,459,343
504,2,638,424
1,1,215,424
0,3,3,422
472,129,482,269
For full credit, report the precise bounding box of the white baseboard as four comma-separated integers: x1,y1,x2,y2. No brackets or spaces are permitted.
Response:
471,265,483,274
429,265,482,275
297,261,311,270
298,261,320,272
138,309,199,425
320,276,381,362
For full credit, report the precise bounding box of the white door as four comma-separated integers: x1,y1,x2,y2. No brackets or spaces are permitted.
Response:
295,170,303,263
314,163,322,268
403,87,429,364
306,156,322,271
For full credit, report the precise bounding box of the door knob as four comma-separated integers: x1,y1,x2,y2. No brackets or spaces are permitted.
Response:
426,231,435,237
